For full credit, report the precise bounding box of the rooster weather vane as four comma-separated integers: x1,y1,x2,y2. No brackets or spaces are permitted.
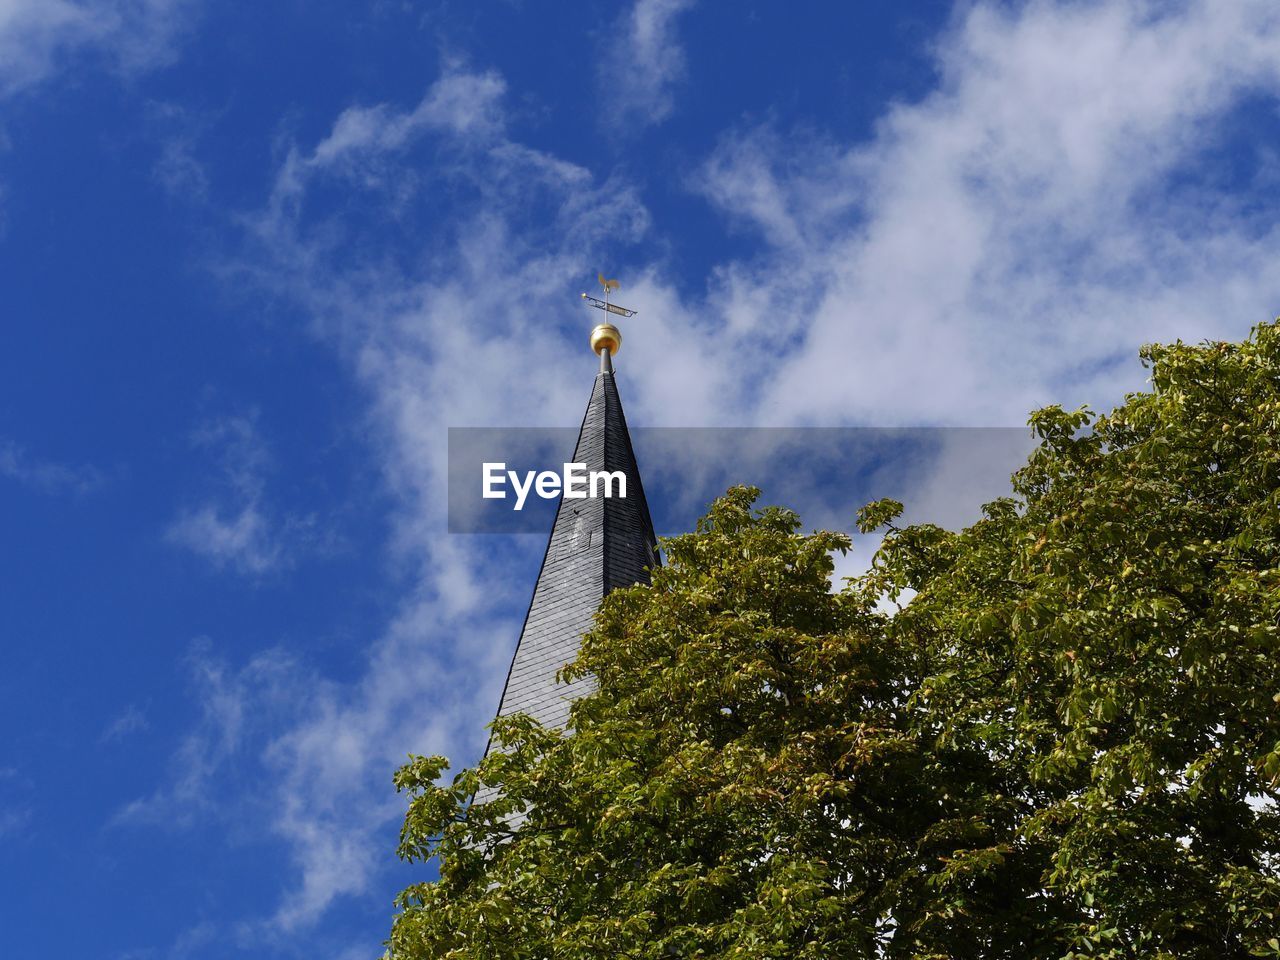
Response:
581,272,637,318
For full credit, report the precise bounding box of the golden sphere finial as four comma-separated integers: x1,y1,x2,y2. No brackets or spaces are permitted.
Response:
590,322,622,356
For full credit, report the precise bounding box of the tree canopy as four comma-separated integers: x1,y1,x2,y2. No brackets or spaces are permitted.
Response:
388,323,1280,959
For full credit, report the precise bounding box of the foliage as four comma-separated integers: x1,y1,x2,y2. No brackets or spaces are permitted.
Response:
388,323,1280,959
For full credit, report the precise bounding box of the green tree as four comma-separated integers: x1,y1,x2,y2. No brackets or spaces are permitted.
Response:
388,323,1280,959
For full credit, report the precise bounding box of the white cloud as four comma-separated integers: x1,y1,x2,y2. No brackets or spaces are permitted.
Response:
259,604,517,931
0,766,32,841
115,643,301,828
148,102,211,201
167,503,283,574
678,0,1280,427
310,66,506,168
598,0,696,130
100,703,149,744
0,0,194,97
261,63,508,223
0,805,30,840
0,438,103,495
165,414,319,576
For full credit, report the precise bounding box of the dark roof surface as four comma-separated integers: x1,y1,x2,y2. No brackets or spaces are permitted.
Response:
489,361,659,740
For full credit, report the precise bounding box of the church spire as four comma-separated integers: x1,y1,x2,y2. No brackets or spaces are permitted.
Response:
489,294,658,739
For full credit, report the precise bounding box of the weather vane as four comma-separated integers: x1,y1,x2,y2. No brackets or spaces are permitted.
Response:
581,272,637,318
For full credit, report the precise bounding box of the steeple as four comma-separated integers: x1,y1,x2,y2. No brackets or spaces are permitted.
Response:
489,315,659,739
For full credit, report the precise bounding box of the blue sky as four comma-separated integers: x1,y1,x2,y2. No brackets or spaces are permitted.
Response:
3,1,1280,957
